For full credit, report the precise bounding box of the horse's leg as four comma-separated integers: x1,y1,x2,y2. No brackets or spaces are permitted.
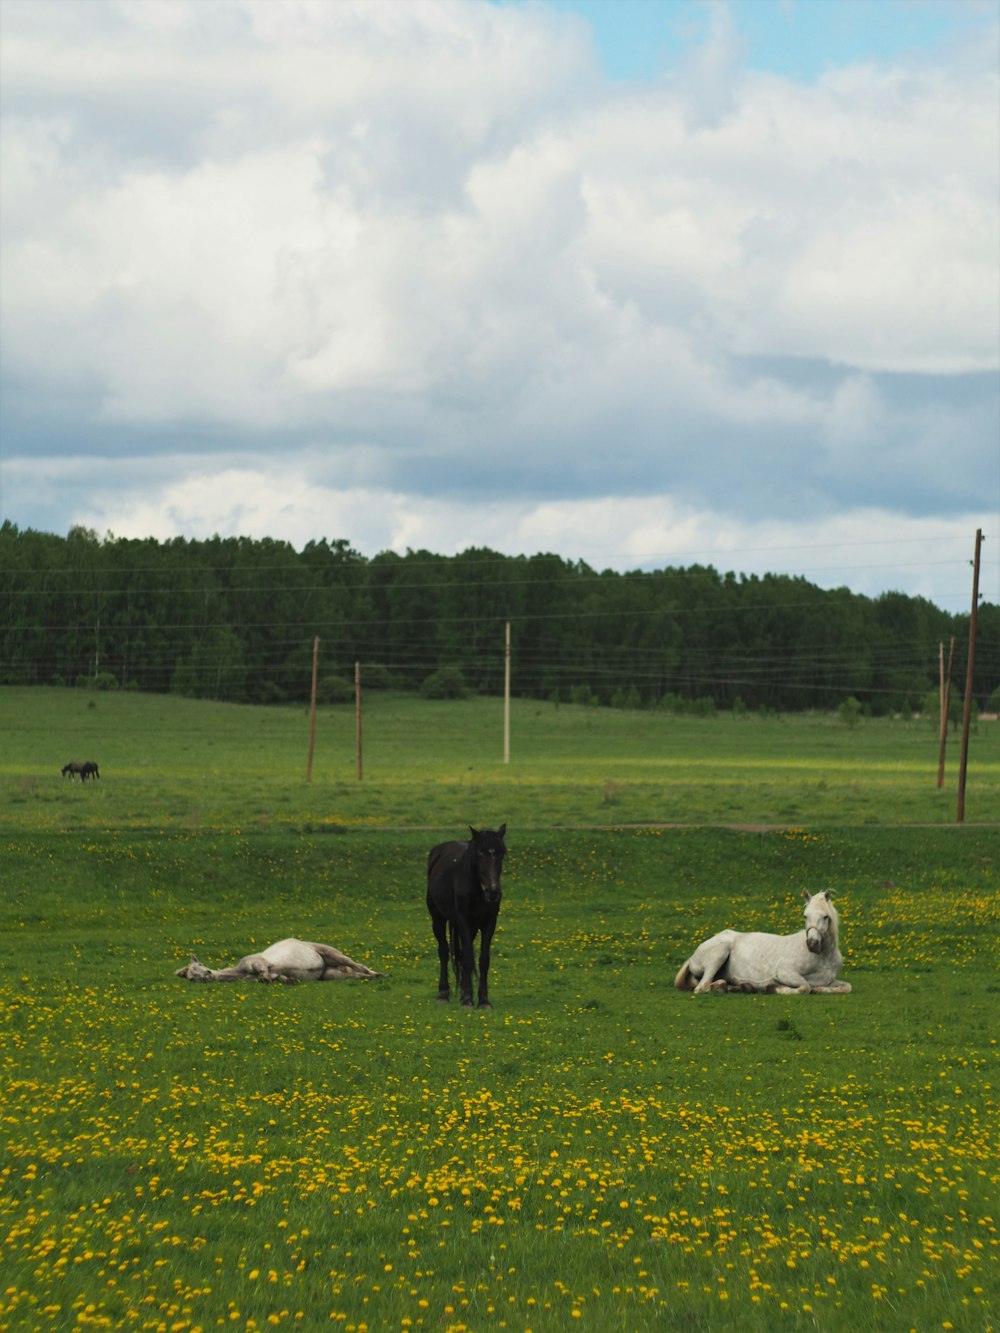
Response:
430,909,451,1001
770,970,812,995
201,955,260,981
241,956,297,983
312,943,381,979
691,942,731,994
810,980,852,994
318,963,374,980
477,918,497,1009
457,924,476,1007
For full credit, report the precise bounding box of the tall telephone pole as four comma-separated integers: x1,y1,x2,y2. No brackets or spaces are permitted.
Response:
503,622,511,765
956,530,983,823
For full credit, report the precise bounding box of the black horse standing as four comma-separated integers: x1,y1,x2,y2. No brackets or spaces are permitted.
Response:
427,824,507,1008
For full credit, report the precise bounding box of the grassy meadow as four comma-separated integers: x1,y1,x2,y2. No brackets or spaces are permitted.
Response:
2,685,998,829
0,688,998,1332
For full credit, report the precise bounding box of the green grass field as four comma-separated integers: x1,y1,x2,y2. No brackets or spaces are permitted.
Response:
2,686,998,830
0,689,997,1332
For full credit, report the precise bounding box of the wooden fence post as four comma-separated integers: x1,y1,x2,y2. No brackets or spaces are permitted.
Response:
936,637,954,789
355,661,363,782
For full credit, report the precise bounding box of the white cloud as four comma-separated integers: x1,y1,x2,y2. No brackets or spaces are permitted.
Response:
4,447,993,609
0,0,997,603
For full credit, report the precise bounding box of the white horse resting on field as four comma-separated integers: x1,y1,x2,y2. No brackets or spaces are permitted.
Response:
175,938,383,984
674,891,851,995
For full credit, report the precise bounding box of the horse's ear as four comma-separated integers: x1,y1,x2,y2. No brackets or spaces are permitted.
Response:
823,890,833,901
498,823,506,839
801,888,810,903
469,825,478,840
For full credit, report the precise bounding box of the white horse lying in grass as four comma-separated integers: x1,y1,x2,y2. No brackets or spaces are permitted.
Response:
175,938,383,984
674,891,851,995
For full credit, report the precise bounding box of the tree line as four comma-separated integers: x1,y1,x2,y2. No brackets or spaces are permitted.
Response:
1,522,996,715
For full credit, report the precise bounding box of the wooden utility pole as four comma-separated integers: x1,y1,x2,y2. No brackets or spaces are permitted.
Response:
355,661,363,782
957,530,983,822
306,636,319,782
503,621,511,764
936,637,955,789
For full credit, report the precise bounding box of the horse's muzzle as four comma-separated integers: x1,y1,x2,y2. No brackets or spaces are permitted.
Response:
806,931,822,954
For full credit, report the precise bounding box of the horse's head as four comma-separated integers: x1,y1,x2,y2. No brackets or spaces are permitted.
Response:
802,889,837,954
470,823,507,905
175,954,213,980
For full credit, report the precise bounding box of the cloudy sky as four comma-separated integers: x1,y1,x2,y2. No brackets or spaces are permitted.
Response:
1,0,997,609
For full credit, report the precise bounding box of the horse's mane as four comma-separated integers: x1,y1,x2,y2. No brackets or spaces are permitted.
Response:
819,891,840,944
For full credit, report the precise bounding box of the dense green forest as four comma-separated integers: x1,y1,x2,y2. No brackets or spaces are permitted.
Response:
1,521,996,714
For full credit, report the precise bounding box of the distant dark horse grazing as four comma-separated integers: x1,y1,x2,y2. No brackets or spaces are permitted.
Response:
62,761,100,781
427,824,507,1008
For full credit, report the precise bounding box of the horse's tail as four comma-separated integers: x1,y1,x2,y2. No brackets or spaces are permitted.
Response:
674,959,695,990
447,922,477,987
447,922,461,988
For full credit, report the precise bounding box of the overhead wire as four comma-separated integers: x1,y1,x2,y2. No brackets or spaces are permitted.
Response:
3,534,992,704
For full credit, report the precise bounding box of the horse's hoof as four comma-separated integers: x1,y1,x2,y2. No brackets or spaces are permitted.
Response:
460,998,474,1008
478,1001,493,1010
436,994,450,1003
